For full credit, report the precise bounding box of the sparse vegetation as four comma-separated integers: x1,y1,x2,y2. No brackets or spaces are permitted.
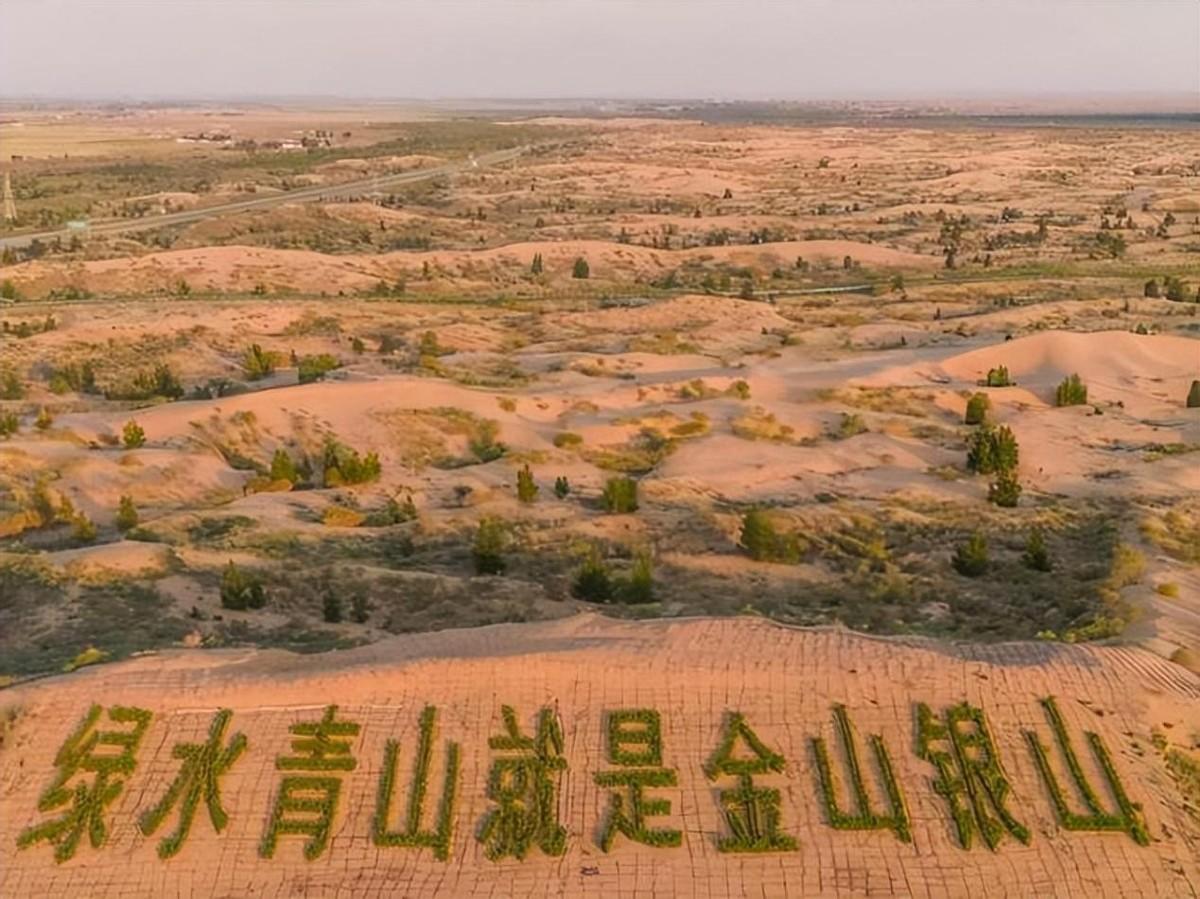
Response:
601,477,639,513
122,420,146,449
952,531,989,577
1055,373,1088,407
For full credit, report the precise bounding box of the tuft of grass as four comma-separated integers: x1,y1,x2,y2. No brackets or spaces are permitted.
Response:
63,646,109,673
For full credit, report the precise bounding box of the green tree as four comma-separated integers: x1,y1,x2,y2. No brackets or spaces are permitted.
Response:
115,495,139,532
602,477,638,513
1054,373,1088,407
473,518,507,575
952,532,989,577
572,546,612,602
964,392,991,425
1022,527,1052,572
516,464,538,503
219,561,267,610
988,469,1022,507
553,476,570,499
1163,276,1187,302
1188,380,1200,409
0,279,18,300
351,337,365,354
34,406,52,431
572,257,590,279
0,410,18,439
1143,279,1160,298
530,253,544,275
122,420,146,449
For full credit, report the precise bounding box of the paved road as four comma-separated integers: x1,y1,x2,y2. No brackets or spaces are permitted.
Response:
0,145,528,250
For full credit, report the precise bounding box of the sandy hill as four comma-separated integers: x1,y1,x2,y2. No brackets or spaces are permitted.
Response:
1,616,1197,898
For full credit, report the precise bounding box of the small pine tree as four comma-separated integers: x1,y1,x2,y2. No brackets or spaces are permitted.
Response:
952,532,989,577
516,464,538,503
572,546,612,602
967,424,1018,475
1022,527,1052,572
1188,380,1200,409
554,476,570,499
122,420,146,448
472,518,507,575
242,343,276,380
620,550,654,604
1054,373,1088,407
530,253,543,275
602,476,638,513
351,337,365,354
115,495,139,532
34,407,53,431
964,392,991,425
988,469,1022,507
1143,279,1160,298
350,593,370,624
572,257,590,279
0,410,17,438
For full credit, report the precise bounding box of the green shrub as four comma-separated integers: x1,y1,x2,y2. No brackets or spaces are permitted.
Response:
105,364,184,401
220,561,267,610
572,257,590,279
952,532,989,577
122,420,146,449
988,469,1022,507
832,412,867,440
116,495,139,532
516,464,538,503
1164,276,1187,302
966,424,1018,475
298,354,341,384
322,589,343,623
323,439,381,486
602,477,638,513
553,432,582,449
242,344,277,380
1023,527,1052,571
71,513,97,543
1144,279,1160,298
620,551,654,604
0,368,24,400
1187,380,1200,408
270,448,299,484
964,392,991,425
739,509,800,563
572,546,613,602
984,365,1012,387
1055,373,1088,407
473,518,507,575
468,420,506,462
0,411,17,439
554,476,570,499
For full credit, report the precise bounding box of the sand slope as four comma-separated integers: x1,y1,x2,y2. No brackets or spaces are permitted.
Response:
1,616,1197,898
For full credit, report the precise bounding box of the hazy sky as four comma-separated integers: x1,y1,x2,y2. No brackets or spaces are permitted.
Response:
2,0,1197,101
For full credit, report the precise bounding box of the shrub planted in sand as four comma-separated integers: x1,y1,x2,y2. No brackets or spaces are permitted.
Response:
1188,380,1200,409
516,464,538,503
602,477,639,513
220,561,267,610
122,420,146,449
952,532,989,577
472,517,507,576
1055,373,1088,407
115,495,139,532
964,392,991,425
739,509,801,563
967,424,1018,476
